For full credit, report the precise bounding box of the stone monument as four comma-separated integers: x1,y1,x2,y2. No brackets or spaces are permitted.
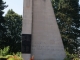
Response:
22,0,66,60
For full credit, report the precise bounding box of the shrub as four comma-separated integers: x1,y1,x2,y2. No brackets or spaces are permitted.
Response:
64,51,79,60
0,47,23,60
0,46,10,56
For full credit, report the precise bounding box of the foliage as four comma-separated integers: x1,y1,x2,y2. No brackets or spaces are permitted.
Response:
0,46,9,56
7,55,23,60
51,0,80,54
0,55,23,60
0,0,7,48
12,52,21,58
0,47,22,60
0,1,22,53
64,51,78,60
3,9,22,53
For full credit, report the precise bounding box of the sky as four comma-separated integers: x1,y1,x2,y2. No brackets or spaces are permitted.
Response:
3,0,23,15
3,0,80,15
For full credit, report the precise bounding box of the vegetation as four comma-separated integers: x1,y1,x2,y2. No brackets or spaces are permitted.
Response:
64,51,78,60
0,53,22,60
52,0,80,54
0,46,9,56
0,0,7,48
0,46,22,60
4,9,22,53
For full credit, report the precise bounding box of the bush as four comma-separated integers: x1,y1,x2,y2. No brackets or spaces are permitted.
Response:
0,46,23,60
0,55,23,60
64,51,79,60
7,55,23,60
0,46,10,56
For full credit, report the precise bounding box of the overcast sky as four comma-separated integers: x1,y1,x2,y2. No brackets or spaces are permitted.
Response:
3,0,80,15
3,0,23,15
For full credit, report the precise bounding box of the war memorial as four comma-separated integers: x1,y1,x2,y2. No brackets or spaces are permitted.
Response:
21,0,66,60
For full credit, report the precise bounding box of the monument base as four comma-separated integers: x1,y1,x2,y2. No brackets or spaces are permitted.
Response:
22,54,31,60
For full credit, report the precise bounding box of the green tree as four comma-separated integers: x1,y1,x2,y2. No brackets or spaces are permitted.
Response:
4,9,22,53
0,0,7,48
52,0,79,54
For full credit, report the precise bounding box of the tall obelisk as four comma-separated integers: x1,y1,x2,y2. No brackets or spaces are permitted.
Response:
22,0,66,60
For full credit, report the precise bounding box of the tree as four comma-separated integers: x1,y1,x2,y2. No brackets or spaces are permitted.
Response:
0,0,7,48
51,0,80,54
4,9,22,53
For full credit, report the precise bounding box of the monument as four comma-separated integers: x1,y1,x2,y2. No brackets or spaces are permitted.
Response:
22,0,66,60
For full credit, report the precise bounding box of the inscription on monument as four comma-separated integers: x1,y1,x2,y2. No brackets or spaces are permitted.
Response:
22,34,31,53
